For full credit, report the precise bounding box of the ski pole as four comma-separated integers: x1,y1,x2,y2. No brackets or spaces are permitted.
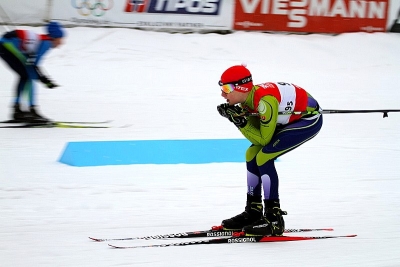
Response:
244,109,400,118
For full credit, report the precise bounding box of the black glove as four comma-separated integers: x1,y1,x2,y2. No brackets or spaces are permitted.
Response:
217,103,230,118
217,103,248,128
34,66,59,89
39,75,58,89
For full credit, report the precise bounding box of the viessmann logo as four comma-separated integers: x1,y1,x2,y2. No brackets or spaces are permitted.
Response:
234,0,388,33
124,0,221,15
238,0,387,28
71,0,114,17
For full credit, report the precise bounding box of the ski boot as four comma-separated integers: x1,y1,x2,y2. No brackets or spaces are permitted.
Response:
242,199,287,236
12,103,30,122
27,105,50,123
221,194,263,231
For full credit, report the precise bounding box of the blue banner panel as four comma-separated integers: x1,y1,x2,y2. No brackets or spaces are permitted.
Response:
59,139,250,166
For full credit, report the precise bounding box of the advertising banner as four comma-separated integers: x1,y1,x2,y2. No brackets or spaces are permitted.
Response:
51,0,233,32
0,0,398,32
233,0,389,33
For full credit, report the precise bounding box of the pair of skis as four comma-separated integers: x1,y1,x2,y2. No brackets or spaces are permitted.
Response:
89,225,357,249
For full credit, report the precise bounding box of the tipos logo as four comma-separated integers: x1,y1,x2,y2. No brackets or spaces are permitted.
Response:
125,0,148,12
124,0,221,15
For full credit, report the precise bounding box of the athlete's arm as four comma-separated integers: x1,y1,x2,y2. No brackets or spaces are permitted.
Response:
239,95,278,146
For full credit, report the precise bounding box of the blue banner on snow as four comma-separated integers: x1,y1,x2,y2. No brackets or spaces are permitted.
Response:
59,139,251,167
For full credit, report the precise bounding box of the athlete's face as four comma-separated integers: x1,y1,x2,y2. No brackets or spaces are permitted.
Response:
221,90,248,105
51,37,63,48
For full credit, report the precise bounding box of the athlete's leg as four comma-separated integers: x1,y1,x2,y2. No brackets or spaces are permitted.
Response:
256,115,323,200
0,43,30,105
243,115,323,236
245,145,263,197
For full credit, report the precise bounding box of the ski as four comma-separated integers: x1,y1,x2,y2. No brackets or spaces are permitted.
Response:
89,225,334,242
0,122,131,128
0,119,112,124
108,234,357,249
0,122,110,128
51,120,113,124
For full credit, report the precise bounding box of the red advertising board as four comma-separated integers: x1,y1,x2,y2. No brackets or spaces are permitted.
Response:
124,0,149,13
234,0,389,33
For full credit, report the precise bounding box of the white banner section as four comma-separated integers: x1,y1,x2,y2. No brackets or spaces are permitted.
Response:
52,0,233,32
0,0,49,24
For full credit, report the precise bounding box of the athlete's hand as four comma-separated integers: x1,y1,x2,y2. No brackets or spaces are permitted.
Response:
217,103,247,128
39,75,58,89
44,79,58,89
217,103,230,118
34,66,59,89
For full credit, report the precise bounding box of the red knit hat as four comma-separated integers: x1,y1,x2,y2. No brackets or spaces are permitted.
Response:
219,65,253,92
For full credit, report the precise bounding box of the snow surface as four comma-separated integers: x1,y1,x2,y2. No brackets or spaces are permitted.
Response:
1,27,400,266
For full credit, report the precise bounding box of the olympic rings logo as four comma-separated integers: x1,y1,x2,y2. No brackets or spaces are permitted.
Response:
71,0,114,17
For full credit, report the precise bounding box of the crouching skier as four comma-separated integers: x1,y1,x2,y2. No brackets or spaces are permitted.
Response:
217,64,323,236
0,21,65,122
